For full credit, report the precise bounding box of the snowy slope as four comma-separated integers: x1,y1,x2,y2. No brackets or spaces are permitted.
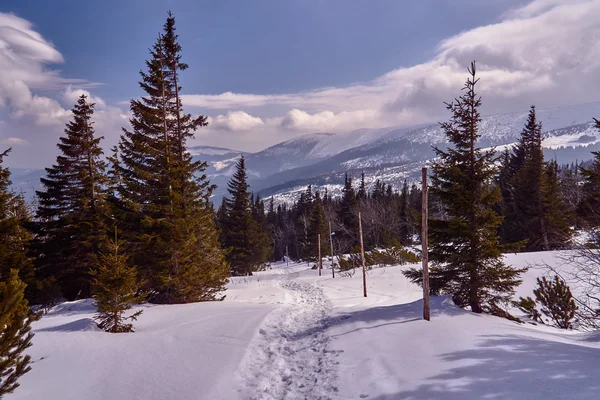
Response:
12,251,600,400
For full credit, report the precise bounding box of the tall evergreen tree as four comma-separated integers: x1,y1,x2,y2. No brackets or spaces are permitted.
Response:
250,194,273,269
114,13,228,302
397,179,411,245
0,150,34,287
408,62,524,313
0,269,39,396
339,174,358,234
579,150,600,228
219,157,256,276
33,95,107,300
306,194,329,261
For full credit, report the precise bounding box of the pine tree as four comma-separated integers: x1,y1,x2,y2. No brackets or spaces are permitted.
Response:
532,276,577,329
540,161,572,249
114,13,228,303
91,234,144,333
357,172,368,200
0,150,34,288
250,194,273,269
398,179,411,245
579,150,600,228
33,95,108,300
339,173,358,234
219,157,256,276
306,194,329,262
0,269,39,396
407,62,524,313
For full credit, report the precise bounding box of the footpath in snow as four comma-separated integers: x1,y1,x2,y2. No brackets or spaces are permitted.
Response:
11,251,600,400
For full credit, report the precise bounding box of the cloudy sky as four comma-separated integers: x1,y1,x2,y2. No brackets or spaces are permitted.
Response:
1,0,599,168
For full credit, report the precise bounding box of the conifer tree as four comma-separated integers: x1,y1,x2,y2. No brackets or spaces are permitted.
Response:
406,62,524,313
306,194,329,261
398,179,411,245
91,233,143,333
33,95,107,300
0,150,34,287
114,13,228,302
541,161,572,249
219,157,256,276
0,269,39,396
579,150,600,228
357,172,368,200
250,194,273,269
339,174,358,234
517,276,577,329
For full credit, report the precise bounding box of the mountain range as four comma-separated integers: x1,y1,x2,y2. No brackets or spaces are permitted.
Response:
10,102,600,204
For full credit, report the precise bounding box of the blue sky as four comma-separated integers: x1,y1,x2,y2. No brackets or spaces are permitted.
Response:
0,0,599,167
2,0,526,102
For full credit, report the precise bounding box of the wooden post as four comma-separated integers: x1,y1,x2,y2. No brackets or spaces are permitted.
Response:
422,167,431,321
359,212,367,297
286,245,289,267
318,233,322,276
329,222,335,278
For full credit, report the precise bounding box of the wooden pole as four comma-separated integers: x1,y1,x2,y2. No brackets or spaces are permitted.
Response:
359,212,367,297
329,222,335,278
422,167,431,321
318,233,322,276
286,245,289,267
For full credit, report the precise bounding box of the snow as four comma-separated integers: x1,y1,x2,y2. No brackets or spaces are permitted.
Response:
11,251,600,400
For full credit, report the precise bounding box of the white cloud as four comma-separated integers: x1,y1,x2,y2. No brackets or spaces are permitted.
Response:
0,137,28,146
211,110,264,131
185,0,600,146
63,85,106,108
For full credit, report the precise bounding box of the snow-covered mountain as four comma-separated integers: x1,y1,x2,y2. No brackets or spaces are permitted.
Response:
10,102,600,203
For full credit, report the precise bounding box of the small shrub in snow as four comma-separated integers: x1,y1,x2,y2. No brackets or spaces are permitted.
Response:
91,239,144,333
516,275,577,329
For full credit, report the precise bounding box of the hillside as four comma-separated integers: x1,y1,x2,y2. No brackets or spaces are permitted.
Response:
11,251,600,400
10,102,600,203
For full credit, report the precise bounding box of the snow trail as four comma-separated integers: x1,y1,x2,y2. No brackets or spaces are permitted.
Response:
238,278,340,400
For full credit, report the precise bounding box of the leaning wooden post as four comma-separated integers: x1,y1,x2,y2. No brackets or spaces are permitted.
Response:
422,167,431,321
329,222,335,278
359,212,367,297
318,233,322,276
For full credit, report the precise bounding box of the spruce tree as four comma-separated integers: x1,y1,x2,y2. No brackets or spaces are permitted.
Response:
579,150,600,228
0,149,34,287
250,194,273,269
0,269,39,396
91,234,144,333
220,157,256,276
408,62,524,313
541,161,572,249
114,13,228,303
398,179,411,245
339,174,358,234
306,194,329,262
33,95,107,300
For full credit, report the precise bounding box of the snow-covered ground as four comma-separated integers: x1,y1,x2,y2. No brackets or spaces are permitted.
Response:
10,252,600,400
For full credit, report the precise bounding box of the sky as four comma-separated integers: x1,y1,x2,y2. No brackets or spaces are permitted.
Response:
1,0,599,168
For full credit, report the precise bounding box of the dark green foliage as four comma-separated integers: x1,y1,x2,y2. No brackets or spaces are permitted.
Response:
218,157,271,275
533,276,577,329
250,194,273,270
408,62,524,313
397,180,411,245
0,269,39,396
306,195,329,261
0,150,34,294
113,13,228,303
499,106,572,250
33,95,108,301
579,150,600,228
515,296,543,323
91,237,144,333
